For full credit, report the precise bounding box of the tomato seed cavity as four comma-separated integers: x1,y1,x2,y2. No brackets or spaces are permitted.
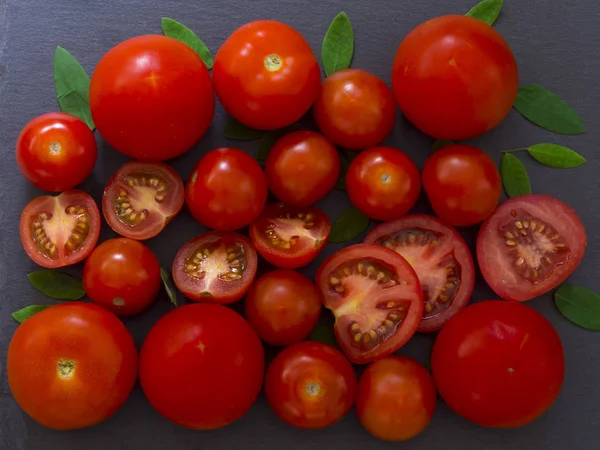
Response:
184,243,246,281
113,173,169,226
263,211,316,250
328,259,400,294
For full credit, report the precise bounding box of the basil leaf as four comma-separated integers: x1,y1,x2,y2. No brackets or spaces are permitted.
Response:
12,305,50,324
465,0,504,26
500,154,531,198
308,310,339,349
527,144,586,169
555,285,600,331
160,267,177,307
162,18,213,69
322,12,354,77
223,118,265,140
27,270,85,300
432,140,453,152
329,207,370,243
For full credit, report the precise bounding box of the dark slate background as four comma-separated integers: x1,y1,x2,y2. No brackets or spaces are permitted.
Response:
1,0,599,449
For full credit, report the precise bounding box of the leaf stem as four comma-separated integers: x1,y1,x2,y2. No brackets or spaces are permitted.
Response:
501,147,529,154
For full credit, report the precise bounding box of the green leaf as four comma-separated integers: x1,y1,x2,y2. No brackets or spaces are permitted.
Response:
432,140,453,152
527,144,586,168
329,207,370,243
160,267,177,307
308,309,339,349
322,12,354,77
53,46,95,130
513,84,585,135
162,18,213,69
12,305,50,323
27,270,85,300
555,285,600,331
465,0,504,26
500,153,531,198
223,118,265,140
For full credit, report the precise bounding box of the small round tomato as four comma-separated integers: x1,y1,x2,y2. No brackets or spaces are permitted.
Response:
431,300,565,428
213,20,320,130
422,145,501,226
264,341,356,429
356,356,437,441
316,244,423,364
346,146,421,221
313,69,396,150
19,190,101,268
477,194,586,302
7,303,138,430
102,161,185,240
90,35,214,160
16,112,97,192
250,203,330,269
139,303,264,430
83,238,161,316
186,148,268,231
392,15,519,140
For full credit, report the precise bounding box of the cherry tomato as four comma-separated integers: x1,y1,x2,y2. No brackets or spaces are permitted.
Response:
7,303,138,430
431,300,565,428
213,20,320,130
90,35,215,160
316,244,423,364
477,194,586,302
264,341,356,429
392,15,519,140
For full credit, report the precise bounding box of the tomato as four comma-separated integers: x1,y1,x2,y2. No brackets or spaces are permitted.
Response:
265,131,340,206
90,35,214,160
422,145,501,226
356,356,437,441
346,146,421,221
431,300,565,428
139,303,264,429
264,341,356,429
7,302,138,430
477,194,587,302
83,238,161,316
250,203,330,269
19,190,101,268
213,20,320,130
186,148,268,231
15,112,97,192
392,15,519,140
364,214,474,332
316,244,423,364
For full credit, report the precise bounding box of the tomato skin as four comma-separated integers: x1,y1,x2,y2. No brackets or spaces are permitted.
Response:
7,302,138,430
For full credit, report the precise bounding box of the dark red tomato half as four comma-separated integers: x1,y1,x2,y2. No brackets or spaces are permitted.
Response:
365,215,475,332
316,244,424,364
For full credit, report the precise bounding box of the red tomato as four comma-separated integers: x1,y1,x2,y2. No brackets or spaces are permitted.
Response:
102,161,185,240
16,112,97,192
264,341,356,429
431,300,565,428
7,303,138,430
392,15,519,140
213,20,320,130
265,131,340,206
477,194,586,302
422,145,501,226
313,69,396,150
316,244,423,364
356,356,437,441
250,203,330,269
19,190,101,268
90,35,214,160
83,238,161,316
186,148,268,231
139,303,264,429
364,214,474,332
346,146,421,220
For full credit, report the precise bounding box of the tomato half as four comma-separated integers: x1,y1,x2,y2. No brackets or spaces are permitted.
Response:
477,194,586,302
316,244,423,364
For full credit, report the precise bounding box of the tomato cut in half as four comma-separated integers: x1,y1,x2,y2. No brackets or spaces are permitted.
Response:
172,231,258,304
477,194,586,302
364,215,475,332
102,161,185,240
249,203,331,269
19,190,101,268
316,244,424,364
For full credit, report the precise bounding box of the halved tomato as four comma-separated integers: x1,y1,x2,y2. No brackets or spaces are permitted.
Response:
19,190,101,268
477,194,586,302
102,161,184,240
249,203,330,269
364,214,475,332
172,231,258,303
316,244,424,364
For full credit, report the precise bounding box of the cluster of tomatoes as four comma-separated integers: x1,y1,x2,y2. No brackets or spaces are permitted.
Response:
7,14,588,442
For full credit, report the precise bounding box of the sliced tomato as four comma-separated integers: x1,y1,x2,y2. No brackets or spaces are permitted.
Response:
172,231,258,304
249,203,330,269
477,194,586,302
316,244,424,364
364,214,475,332
19,190,101,268
102,161,184,240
